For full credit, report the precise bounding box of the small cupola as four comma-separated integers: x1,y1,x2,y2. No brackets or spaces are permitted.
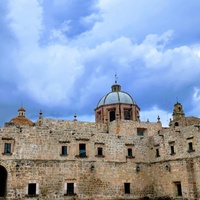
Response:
18,107,26,117
9,107,34,126
111,81,121,92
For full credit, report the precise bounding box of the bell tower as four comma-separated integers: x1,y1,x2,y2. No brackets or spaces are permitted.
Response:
172,102,185,121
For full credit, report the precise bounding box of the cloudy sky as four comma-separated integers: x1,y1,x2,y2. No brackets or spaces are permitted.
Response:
1,0,200,127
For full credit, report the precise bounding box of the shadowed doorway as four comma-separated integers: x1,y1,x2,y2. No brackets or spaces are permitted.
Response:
0,165,7,197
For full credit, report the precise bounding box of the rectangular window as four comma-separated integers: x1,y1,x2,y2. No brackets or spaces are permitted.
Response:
124,110,131,120
137,130,144,136
174,182,182,196
67,183,74,195
124,183,130,194
137,128,146,136
79,144,86,157
28,183,36,196
128,148,133,157
170,145,175,155
156,149,160,157
4,143,11,153
97,147,103,156
61,146,67,155
188,142,193,151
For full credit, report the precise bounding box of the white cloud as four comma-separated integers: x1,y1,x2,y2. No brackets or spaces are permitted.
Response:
193,87,200,102
17,44,83,106
2,0,200,126
7,0,43,47
191,87,200,118
140,106,172,127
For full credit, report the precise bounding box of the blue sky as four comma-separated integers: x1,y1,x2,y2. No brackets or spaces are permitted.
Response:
1,0,200,127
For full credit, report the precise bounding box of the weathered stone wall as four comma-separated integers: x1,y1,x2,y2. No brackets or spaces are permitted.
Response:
0,118,200,199
148,124,200,199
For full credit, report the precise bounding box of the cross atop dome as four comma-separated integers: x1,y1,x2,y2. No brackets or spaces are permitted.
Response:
112,73,121,92
115,73,118,83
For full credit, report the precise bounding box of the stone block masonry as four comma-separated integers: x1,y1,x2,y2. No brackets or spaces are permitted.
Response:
1,113,200,199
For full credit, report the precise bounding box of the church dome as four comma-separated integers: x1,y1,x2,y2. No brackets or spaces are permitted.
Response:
97,83,136,107
10,107,34,126
94,81,140,123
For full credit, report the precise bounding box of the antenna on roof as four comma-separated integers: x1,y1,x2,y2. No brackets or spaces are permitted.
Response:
115,73,118,83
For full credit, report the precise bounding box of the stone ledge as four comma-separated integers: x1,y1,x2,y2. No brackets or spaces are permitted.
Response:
126,156,135,159
75,155,88,158
25,194,39,198
2,152,12,156
95,155,105,158
64,193,76,196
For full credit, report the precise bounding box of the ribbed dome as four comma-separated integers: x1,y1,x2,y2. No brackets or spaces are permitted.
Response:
10,107,34,126
10,116,34,126
97,83,135,107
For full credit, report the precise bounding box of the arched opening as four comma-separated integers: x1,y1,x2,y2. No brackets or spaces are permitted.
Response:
174,122,179,127
0,165,7,197
110,110,115,122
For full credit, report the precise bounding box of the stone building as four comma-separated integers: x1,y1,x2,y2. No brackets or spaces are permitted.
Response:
0,82,200,200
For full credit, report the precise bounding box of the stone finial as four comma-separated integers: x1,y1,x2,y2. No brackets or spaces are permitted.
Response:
157,116,161,123
38,109,43,126
74,114,77,121
39,109,43,119
115,73,118,83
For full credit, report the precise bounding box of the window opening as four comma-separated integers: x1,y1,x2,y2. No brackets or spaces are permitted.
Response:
28,183,36,196
188,142,194,151
79,144,86,157
124,183,130,194
128,148,132,157
97,147,103,156
110,111,115,122
175,182,182,196
4,143,11,153
137,128,146,136
170,145,175,155
67,183,74,195
0,166,7,197
156,148,160,157
174,122,179,126
124,110,131,120
61,146,67,155
137,130,143,136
